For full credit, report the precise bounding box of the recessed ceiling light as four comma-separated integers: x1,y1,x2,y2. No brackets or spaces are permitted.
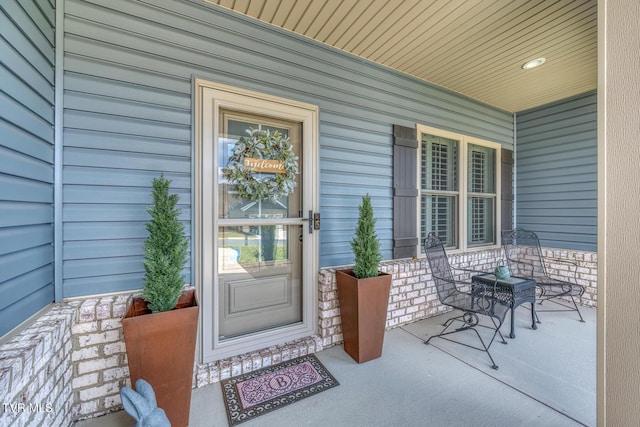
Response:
522,57,546,70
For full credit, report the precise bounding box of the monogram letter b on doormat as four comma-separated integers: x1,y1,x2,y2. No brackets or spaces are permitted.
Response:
221,354,339,425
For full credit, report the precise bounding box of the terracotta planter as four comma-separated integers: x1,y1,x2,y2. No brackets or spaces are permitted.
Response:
122,289,198,427
336,270,392,363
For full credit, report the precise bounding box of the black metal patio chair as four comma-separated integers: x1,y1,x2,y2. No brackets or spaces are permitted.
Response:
501,228,585,322
423,232,509,370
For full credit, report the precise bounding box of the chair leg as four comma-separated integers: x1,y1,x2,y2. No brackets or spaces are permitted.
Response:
493,319,507,345
535,295,585,322
441,316,459,328
571,296,586,322
469,326,499,370
530,302,538,330
425,312,504,370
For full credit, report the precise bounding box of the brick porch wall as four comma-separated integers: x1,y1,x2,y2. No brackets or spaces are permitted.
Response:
513,247,598,307
0,247,597,424
0,305,75,427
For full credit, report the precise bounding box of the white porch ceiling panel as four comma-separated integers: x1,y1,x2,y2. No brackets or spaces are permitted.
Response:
207,0,597,112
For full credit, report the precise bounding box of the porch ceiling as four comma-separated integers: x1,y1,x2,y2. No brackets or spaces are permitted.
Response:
207,0,597,113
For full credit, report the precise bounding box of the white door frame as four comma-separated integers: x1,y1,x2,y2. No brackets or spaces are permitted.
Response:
194,79,319,362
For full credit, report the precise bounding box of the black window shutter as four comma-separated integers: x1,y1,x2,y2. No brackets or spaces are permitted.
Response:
393,125,419,258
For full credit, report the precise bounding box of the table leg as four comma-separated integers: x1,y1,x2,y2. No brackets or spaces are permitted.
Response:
510,307,516,339
531,302,537,330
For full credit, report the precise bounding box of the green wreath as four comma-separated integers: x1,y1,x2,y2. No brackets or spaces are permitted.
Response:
223,128,299,202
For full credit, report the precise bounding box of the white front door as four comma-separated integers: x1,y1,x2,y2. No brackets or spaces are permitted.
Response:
195,81,318,362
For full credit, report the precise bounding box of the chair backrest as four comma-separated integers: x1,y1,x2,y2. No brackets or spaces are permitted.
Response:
423,232,457,301
501,228,549,279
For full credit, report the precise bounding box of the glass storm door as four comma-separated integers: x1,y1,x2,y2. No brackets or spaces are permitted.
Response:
197,81,319,362
217,112,303,339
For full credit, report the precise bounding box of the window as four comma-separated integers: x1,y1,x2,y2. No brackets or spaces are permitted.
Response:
421,134,458,247
418,125,500,251
467,144,496,246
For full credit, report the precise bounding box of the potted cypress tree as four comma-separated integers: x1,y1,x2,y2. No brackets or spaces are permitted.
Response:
336,194,392,363
122,174,198,427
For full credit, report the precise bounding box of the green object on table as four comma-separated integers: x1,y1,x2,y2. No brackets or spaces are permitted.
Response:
494,259,511,280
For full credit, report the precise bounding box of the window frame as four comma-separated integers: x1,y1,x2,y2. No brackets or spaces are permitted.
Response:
417,125,501,254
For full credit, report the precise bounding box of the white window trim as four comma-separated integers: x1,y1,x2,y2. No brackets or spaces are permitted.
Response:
416,125,502,254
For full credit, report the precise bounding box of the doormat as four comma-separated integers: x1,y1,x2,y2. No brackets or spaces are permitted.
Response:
220,354,339,425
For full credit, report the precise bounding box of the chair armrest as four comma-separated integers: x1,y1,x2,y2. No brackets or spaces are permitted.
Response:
541,257,578,282
451,267,491,281
454,267,492,274
542,257,578,267
432,274,478,293
433,273,495,295
432,274,471,286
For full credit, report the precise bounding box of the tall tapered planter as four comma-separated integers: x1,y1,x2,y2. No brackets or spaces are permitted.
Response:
336,270,392,363
122,289,198,427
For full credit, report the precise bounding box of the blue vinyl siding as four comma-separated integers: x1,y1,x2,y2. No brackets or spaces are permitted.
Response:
59,0,512,296
515,91,597,251
0,0,55,336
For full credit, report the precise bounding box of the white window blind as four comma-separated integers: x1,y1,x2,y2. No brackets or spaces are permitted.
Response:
421,135,458,248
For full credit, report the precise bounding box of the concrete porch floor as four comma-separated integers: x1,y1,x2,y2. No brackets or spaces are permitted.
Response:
76,305,596,427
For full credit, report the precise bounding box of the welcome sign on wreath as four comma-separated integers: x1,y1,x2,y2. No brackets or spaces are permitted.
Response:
223,128,299,202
